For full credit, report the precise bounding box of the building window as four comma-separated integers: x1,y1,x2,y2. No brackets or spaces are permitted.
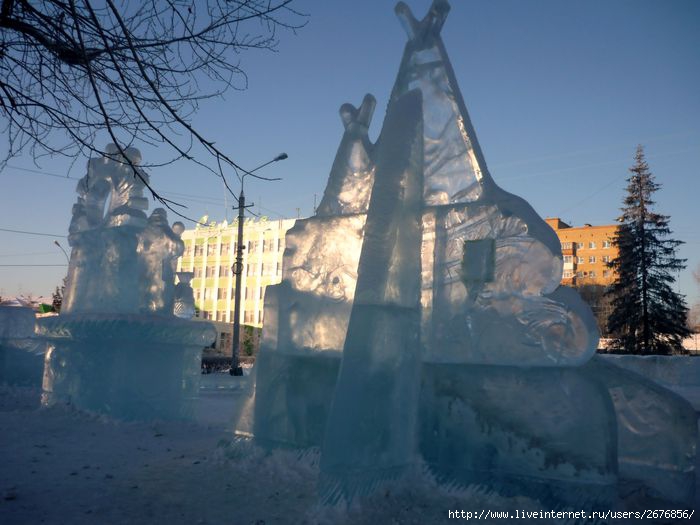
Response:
245,287,256,301
184,244,193,257
244,311,255,324
589,256,596,263
603,270,611,278
216,311,226,322
602,255,611,263
217,288,227,301
589,270,596,278
603,240,611,248
220,243,230,256
207,244,217,256
194,267,203,278
576,242,584,249
259,287,264,300
563,255,573,264
576,257,584,264
561,242,572,250
204,288,213,300
563,270,573,278
194,245,204,257
576,271,584,278
219,265,230,277
205,266,217,278
588,241,596,249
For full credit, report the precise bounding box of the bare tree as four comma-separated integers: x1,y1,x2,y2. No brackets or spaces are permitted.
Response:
0,0,304,219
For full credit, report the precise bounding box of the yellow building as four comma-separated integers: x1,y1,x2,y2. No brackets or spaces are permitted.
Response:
545,217,619,286
176,217,296,329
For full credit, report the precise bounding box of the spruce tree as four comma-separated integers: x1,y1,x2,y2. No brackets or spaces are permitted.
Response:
606,146,690,354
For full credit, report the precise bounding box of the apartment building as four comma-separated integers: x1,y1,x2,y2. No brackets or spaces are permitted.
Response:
545,217,619,287
176,217,296,329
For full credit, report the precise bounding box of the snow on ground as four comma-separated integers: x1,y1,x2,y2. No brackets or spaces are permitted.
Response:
1,376,698,524
0,382,557,525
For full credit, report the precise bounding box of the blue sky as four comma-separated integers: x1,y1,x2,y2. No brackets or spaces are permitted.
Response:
1,0,699,305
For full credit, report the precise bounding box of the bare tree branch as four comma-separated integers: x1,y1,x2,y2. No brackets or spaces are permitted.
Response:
0,0,305,221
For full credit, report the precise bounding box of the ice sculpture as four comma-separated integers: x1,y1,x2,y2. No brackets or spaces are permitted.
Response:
173,271,196,319
321,90,424,498
0,306,45,387
253,94,377,446
38,146,215,420
251,0,695,508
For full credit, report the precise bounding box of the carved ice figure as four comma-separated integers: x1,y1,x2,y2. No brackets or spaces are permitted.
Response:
138,210,185,314
63,145,181,315
316,94,376,216
173,271,196,319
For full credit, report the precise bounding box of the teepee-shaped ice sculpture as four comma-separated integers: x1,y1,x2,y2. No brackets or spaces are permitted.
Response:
252,0,696,507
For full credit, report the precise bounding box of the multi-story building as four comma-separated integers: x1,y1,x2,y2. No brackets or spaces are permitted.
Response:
176,216,296,356
545,217,619,287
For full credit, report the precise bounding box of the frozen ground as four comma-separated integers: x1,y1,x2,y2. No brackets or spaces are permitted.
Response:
1,375,698,524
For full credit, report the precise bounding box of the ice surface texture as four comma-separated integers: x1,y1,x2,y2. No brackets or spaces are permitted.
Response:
251,0,695,506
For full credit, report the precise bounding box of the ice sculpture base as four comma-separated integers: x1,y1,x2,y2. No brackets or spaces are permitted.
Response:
0,306,45,388
254,350,341,448
419,362,618,508
38,314,215,421
251,349,697,507
0,338,46,388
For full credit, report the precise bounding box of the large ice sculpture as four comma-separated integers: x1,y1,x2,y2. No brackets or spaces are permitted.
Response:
38,146,215,420
251,0,695,508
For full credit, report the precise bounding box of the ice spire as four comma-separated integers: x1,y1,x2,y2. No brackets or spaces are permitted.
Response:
392,0,492,205
316,94,376,216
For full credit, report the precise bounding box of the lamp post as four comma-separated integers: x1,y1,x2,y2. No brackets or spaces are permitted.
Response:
54,240,70,264
230,153,288,376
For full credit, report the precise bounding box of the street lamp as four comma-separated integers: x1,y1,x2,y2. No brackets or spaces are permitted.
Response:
54,240,70,264
230,153,288,376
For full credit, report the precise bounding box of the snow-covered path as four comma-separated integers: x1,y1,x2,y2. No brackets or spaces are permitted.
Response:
2,377,698,524
0,383,555,525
